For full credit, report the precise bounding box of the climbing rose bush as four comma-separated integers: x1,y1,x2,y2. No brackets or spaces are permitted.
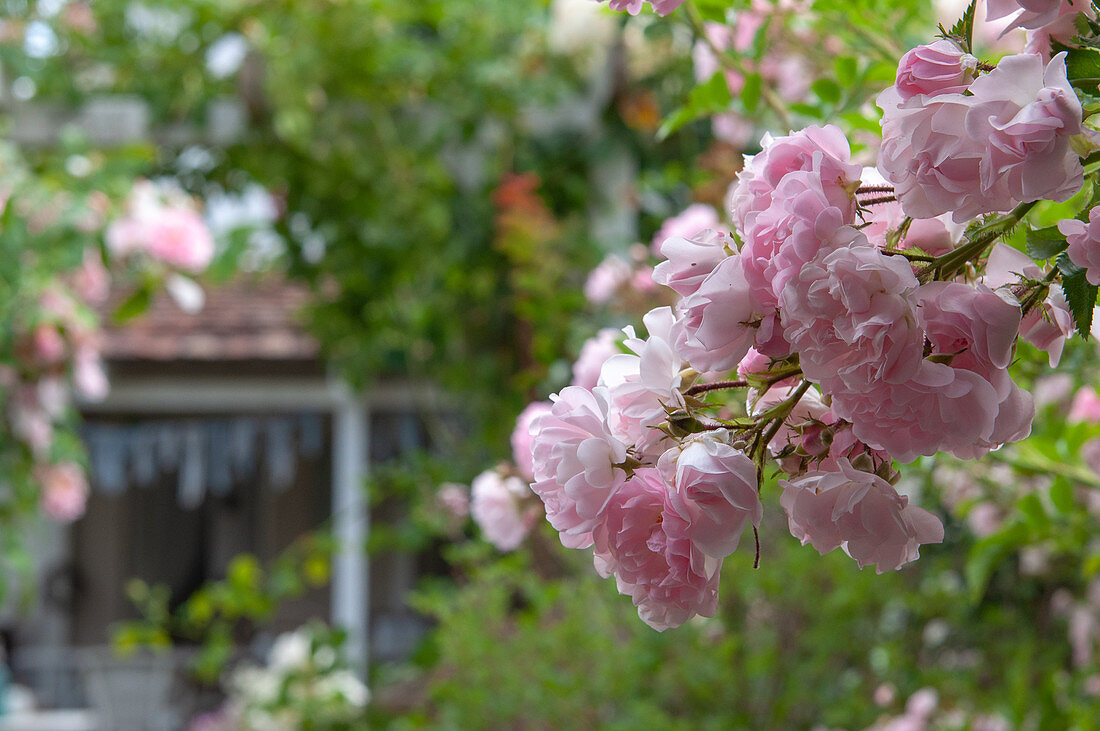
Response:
457,0,1100,632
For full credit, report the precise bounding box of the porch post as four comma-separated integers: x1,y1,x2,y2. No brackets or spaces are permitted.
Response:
331,380,370,678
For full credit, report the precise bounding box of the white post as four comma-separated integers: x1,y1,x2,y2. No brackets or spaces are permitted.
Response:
331,383,370,678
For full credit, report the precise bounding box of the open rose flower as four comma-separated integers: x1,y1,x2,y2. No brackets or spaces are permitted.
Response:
471,469,539,551
657,432,762,559
653,229,732,299
512,401,553,480
591,468,722,631
1060,208,1100,286
879,52,1083,222
651,203,724,254
779,459,944,573
529,386,628,548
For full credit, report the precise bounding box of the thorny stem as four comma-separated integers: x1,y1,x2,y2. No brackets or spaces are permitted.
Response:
857,184,894,195
919,200,1039,281
1018,267,1061,318
685,379,748,396
752,525,761,569
685,2,793,129
859,195,898,206
881,248,935,262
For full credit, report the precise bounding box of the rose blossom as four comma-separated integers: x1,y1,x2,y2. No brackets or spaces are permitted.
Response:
859,168,961,255
781,244,924,392
653,229,732,298
878,52,1083,222
73,346,109,401
591,468,722,631
728,124,862,238
72,248,111,305
1059,208,1100,285
37,462,90,523
512,401,553,479
987,0,1091,34
741,170,861,305
571,329,621,390
894,40,978,100
657,432,763,559
599,307,684,457
779,459,944,573
1069,387,1100,424
917,281,1033,457
651,203,723,253
437,483,470,519
583,254,632,304
470,469,537,551
529,386,628,548
107,181,216,272
671,255,778,373
832,282,1032,461
32,324,67,366
984,243,1074,365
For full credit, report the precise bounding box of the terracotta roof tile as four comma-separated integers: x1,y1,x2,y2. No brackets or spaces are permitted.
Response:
101,276,320,361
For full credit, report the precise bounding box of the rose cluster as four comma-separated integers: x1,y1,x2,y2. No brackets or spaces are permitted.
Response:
462,1,1100,630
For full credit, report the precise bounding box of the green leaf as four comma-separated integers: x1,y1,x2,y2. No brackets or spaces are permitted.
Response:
811,78,841,106
940,0,977,53
740,72,763,113
833,56,858,86
1064,47,1100,83
1050,479,1076,513
1026,226,1069,259
112,286,152,324
1057,252,1098,339
657,72,732,140
1017,492,1048,530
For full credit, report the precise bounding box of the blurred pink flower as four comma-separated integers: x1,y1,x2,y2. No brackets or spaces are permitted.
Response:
511,401,553,480
437,483,470,519
37,462,89,523
72,249,111,305
471,470,537,551
1069,387,1100,424
584,255,632,304
651,203,723,253
572,329,621,390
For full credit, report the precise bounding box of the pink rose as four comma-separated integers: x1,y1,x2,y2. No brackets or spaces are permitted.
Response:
657,432,762,558
879,52,1083,222
512,401,553,480
145,208,215,272
670,255,771,373
651,203,724,253
741,170,860,306
779,459,944,573
72,248,111,305
73,346,109,402
781,244,924,392
572,328,621,390
1059,208,1100,285
437,483,470,519
988,0,1090,34
471,469,537,551
653,229,732,298
1069,387,1100,424
917,283,1033,456
107,181,216,272
729,125,862,238
32,324,67,366
894,40,977,100
584,254,632,304
984,243,1074,365
591,468,721,631
599,307,684,457
529,386,628,548
37,462,89,523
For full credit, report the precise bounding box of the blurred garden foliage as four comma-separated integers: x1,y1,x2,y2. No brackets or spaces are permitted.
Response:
5,0,1100,728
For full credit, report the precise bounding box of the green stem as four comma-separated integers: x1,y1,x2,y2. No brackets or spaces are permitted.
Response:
685,1,793,130
921,201,1038,281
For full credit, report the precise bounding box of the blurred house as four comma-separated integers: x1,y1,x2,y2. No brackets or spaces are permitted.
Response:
6,276,435,718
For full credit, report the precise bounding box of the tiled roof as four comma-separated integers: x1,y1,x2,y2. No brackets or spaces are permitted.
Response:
101,276,320,361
